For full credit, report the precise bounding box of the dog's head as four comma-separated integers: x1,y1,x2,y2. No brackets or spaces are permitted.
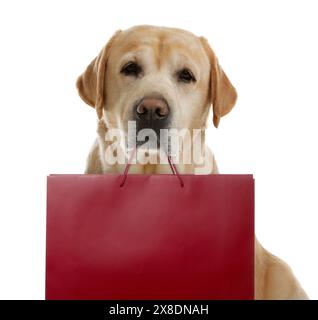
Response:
77,25,237,137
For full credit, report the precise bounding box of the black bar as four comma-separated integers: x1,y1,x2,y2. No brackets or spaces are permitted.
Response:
0,300,316,319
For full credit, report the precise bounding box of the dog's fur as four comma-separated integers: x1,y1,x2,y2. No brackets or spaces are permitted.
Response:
76,25,308,299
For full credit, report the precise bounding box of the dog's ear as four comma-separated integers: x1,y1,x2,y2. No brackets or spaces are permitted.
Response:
200,37,237,128
76,30,121,119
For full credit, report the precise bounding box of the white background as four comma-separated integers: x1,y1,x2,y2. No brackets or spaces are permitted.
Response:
0,0,317,299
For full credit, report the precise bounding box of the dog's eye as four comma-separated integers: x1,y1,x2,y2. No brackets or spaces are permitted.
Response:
120,62,142,77
177,68,196,83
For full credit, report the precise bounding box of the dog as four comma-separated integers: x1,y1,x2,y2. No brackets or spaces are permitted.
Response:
76,25,308,299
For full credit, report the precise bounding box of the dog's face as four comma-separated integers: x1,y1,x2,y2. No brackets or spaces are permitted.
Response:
105,26,211,136
77,25,237,138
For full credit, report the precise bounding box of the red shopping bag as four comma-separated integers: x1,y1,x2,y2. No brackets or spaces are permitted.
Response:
46,164,254,300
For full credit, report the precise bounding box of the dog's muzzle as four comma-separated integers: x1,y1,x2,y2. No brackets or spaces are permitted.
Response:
133,96,171,135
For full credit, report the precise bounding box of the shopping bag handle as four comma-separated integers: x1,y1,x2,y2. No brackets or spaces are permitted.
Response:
119,148,184,188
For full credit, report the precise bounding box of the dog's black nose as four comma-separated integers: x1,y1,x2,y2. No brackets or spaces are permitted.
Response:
135,97,170,121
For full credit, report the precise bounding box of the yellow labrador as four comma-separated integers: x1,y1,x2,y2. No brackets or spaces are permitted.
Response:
76,25,308,299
